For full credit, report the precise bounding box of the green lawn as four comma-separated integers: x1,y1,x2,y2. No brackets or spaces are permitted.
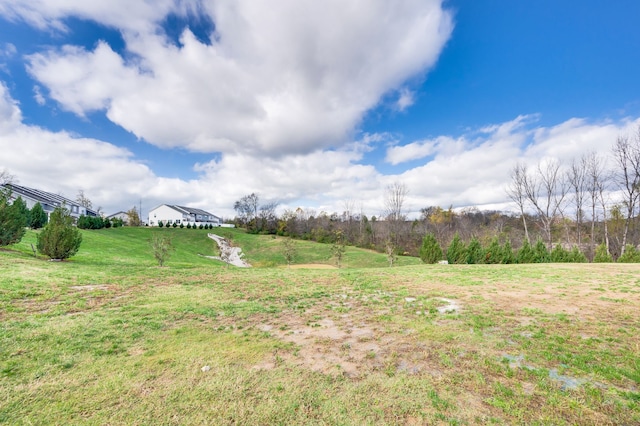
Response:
1,228,639,424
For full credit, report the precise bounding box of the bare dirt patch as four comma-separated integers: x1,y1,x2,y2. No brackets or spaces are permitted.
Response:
287,264,338,269
250,293,462,378
69,285,111,291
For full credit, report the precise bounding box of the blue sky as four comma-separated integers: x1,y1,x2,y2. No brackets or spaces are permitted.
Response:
1,0,639,219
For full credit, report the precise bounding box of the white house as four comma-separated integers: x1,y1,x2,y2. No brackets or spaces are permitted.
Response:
2,183,99,220
147,204,223,227
106,211,129,225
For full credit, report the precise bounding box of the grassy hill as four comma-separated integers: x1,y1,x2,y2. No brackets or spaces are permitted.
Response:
1,227,639,424
7,226,422,269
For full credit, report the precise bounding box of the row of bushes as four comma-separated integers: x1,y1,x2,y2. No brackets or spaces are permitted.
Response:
419,232,635,264
77,215,124,229
157,221,216,229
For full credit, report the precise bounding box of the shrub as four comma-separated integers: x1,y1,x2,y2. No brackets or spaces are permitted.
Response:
158,221,164,228
593,243,613,263
150,234,174,266
199,224,204,229
186,223,191,229
104,218,112,228
172,222,178,228
77,215,105,230
419,232,443,264
179,223,184,229
37,206,82,260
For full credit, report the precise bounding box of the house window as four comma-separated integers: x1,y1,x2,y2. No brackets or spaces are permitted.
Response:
175,219,181,224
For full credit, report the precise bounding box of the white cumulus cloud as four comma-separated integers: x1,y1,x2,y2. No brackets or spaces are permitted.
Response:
18,0,453,156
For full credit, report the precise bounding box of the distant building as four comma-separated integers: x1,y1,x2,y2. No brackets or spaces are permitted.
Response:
147,204,222,227
2,183,99,220
106,211,129,225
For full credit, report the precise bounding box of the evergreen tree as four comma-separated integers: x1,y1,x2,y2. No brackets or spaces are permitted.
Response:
0,191,27,246
485,237,502,264
30,202,48,229
37,206,82,260
568,246,587,263
516,239,535,264
465,236,484,264
618,245,640,263
13,197,30,228
532,238,550,263
550,244,569,262
501,240,515,264
419,232,443,264
446,233,466,264
593,243,613,263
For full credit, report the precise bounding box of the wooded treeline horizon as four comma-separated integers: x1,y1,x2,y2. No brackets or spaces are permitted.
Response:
233,127,640,262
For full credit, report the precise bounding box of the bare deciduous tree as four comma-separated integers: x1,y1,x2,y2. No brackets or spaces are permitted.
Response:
385,239,397,267
567,156,588,245
384,182,408,248
586,152,609,256
282,238,297,268
522,160,567,248
506,163,531,243
258,200,279,233
76,189,92,210
384,182,408,222
331,230,347,268
611,129,640,255
234,193,259,225
0,169,16,186
126,206,142,226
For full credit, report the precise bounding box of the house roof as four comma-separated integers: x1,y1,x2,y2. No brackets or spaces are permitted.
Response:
106,211,128,218
151,204,220,220
2,183,99,216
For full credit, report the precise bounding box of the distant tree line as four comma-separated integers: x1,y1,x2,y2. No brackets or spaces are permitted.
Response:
233,127,640,263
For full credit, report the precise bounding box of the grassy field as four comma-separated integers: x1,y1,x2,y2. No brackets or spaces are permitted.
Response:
1,227,639,424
